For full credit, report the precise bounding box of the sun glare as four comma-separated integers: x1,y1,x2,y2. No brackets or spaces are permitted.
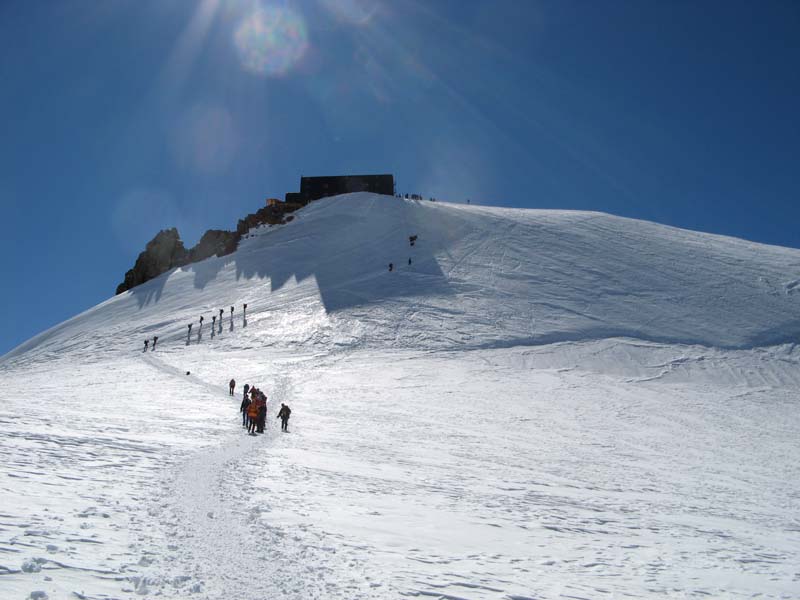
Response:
234,6,309,76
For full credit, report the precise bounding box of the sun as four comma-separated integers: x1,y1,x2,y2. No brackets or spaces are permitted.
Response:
233,5,309,77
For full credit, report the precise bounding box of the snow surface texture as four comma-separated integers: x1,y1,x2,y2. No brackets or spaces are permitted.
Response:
1,193,799,599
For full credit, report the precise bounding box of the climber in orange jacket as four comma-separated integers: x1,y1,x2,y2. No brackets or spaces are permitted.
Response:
247,398,260,435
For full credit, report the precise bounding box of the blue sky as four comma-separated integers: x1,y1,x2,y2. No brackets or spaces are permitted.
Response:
1,0,799,356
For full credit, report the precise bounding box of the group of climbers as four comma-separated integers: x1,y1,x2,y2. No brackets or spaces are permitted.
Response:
238,383,290,435
138,311,294,436
141,304,250,351
189,304,248,337
244,385,267,434
138,310,293,436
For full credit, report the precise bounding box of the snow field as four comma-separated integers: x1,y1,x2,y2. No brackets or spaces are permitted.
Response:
0,357,231,599
2,345,799,598
1,193,800,598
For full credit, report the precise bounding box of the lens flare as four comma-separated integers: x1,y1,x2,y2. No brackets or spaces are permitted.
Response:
234,6,309,76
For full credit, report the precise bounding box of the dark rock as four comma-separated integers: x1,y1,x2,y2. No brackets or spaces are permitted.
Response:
116,228,188,294
235,205,291,237
116,200,304,294
187,229,238,263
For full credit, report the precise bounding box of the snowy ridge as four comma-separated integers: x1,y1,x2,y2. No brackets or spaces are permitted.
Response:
1,194,799,599
4,193,800,368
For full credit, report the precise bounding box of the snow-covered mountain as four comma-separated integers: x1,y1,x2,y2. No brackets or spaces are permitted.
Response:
7,193,800,363
1,193,799,599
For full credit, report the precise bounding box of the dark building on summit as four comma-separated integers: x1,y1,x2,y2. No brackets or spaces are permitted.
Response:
285,174,395,204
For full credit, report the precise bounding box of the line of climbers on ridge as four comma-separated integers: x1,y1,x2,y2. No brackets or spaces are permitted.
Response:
397,193,436,201
231,379,292,435
142,303,249,352
141,228,423,351
186,304,248,339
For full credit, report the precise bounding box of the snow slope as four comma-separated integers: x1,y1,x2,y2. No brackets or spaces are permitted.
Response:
7,192,800,366
1,193,799,599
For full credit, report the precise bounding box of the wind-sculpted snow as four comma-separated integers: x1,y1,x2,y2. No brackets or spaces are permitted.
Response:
1,195,799,598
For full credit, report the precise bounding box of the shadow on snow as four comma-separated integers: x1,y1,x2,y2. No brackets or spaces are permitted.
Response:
127,195,455,313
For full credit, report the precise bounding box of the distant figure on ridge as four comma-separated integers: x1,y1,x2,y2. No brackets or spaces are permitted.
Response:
277,403,291,432
212,315,216,326
200,316,204,325
144,339,149,352
388,263,394,272
152,336,158,350
409,235,417,246
408,257,412,266
229,378,236,396
230,306,234,317
219,308,224,319
188,323,192,333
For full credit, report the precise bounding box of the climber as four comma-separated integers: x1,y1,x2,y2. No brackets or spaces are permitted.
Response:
247,399,260,434
257,395,267,433
277,403,291,432
240,392,251,428
229,378,236,396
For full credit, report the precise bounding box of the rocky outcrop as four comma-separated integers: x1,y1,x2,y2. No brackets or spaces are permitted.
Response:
116,228,188,294
235,204,299,237
116,200,304,294
187,229,238,263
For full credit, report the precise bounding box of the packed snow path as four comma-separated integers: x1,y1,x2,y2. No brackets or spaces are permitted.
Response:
2,194,800,598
